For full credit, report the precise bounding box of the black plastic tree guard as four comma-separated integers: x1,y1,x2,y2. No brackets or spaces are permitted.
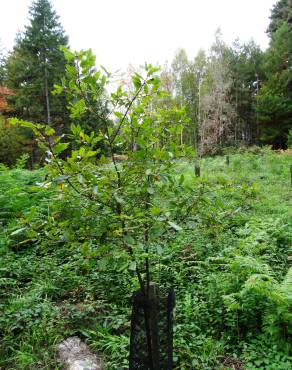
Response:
129,286,175,370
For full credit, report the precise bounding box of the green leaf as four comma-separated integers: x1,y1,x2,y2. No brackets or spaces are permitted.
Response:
117,262,129,272
85,151,97,158
114,111,123,120
9,118,41,131
167,221,182,231
147,187,154,195
53,175,71,183
61,46,75,62
53,84,63,95
66,64,77,75
8,117,20,126
129,261,137,271
156,246,163,255
54,143,69,154
10,227,27,236
179,174,185,185
70,99,86,118
132,74,142,89
100,65,110,77
114,194,124,204
45,126,55,135
150,207,161,216
77,173,84,183
124,235,135,245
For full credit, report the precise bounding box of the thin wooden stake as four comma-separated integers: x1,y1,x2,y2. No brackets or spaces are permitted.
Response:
195,164,200,177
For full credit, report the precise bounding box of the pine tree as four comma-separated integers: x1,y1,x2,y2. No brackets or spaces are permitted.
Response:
267,0,292,36
257,22,292,148
228,40,264,144
7,0,69,127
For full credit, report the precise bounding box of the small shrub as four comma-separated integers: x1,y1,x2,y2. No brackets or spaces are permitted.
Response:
0,116,29,167
15,153,30,170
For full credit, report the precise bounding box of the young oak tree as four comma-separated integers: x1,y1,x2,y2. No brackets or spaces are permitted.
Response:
11,49,200,368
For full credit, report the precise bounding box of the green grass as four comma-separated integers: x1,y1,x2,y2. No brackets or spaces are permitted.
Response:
0,151,291,369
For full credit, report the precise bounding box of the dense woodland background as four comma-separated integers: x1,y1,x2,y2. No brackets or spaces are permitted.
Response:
0,0,291,167
0,1,291,370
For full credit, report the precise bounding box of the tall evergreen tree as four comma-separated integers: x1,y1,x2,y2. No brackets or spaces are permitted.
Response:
257,22,292,147
6,0,69,127
267,0,292,36
228,40,264,144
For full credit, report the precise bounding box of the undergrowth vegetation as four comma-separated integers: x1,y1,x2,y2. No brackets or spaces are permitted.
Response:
0,151,291,369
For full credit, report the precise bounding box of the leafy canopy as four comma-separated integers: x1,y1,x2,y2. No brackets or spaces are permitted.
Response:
11,48,194,293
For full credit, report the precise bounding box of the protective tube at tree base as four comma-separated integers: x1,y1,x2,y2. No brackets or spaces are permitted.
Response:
129,287,175,370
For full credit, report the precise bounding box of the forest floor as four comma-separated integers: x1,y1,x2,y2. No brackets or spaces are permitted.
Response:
0,150,291,369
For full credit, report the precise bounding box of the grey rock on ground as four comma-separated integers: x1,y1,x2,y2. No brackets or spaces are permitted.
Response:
57,336,103,370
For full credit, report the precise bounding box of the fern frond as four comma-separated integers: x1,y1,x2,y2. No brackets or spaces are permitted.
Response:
279,267,292,301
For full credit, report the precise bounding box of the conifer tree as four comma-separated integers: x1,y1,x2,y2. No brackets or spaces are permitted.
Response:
228,40,264,144
257,22,292,148
7,0,69,127
267,0,292,36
